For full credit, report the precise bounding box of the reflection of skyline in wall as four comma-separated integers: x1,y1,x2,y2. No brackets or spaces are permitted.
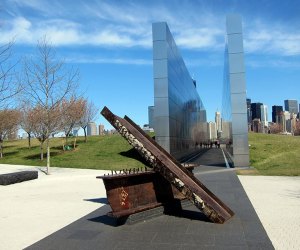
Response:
152,22,207,159
246,98,251,124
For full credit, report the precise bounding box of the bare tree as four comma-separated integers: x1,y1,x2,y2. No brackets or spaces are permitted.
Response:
0,41,21,108
61,97,86,146
19,101,35,148
0,109,21,158
78,99,98,142
21,37,79,174
269,123,283,134
30,104,62,161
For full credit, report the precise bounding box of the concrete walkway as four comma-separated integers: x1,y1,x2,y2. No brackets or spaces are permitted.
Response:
238,175,300,250
0,164,109,250
1,158,299,249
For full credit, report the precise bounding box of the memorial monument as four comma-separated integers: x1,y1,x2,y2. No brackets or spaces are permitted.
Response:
152,22,207,159
222,14,249,167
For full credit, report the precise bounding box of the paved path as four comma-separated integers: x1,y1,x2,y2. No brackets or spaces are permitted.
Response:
25,165,273,249
0,164,109,250
1,149,299,249
239,175,300,250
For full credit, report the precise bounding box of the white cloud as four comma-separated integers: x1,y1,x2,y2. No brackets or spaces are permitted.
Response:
176,28,223,49
244,23,300,56
1,0,300,58
66,55,152,65
1,0,224,50
247,59,300,69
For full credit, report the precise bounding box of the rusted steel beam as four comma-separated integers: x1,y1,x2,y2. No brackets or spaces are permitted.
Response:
101,106,234,223
97,166,194,218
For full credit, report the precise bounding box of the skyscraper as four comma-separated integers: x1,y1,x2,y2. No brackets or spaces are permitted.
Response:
215,111,221,133
208,122,217,140
272,105,283,123
260,105,268,127
87,122,97,136
251,103,263,121
246,98,251,124
284,99,298,114
99,124,105,135
148,106,154,129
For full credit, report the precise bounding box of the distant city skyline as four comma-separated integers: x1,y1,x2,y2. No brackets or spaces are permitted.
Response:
1,0,300,128
247,98,299,123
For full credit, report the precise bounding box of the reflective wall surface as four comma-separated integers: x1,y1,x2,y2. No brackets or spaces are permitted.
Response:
152,22,207,159
222,14,249,167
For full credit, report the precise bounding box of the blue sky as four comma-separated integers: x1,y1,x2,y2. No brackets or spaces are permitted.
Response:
1,0,300,130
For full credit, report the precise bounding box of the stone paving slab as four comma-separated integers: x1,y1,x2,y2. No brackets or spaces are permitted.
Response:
0,164,110,250
3,149,288,249
26,159,274,249
239,175,300,250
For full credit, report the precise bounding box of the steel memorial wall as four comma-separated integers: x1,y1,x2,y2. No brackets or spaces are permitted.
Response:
222,14,249,167
152,22,207,159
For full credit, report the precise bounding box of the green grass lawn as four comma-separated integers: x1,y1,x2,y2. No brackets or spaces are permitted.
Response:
247,132,300,176
0,134,147,170
1,132,299,176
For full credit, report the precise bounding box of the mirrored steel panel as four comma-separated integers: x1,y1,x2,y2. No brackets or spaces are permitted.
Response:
153,22,207,159
227,34,244,53
232,113,248,134
222,14,249,167
228,54,245,73
230,73,246,94
231,94,248,114
226,15,242,34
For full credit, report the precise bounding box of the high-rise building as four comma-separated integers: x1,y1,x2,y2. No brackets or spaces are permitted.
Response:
72,128,79,136
284,99,298,114
87,122,97,136
252,119,262,133
208,122,217,140
246,98,251,124
285,113,297,134
215,111,221,133
148,106,154,129
282,111,291,132
251,103,263,121
272,105,283,123
260,105,268,127
99,124,105,135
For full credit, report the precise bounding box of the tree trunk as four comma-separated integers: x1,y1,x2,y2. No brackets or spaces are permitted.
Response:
73,138,76,149
46,143,50,174
84,127,87,142
27,132,31,149
0,141,3,158
40,142,44,160
65,132,69,146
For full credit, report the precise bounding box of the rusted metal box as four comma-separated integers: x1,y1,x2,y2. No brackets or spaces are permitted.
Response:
97,166,194,218
100,106,234,223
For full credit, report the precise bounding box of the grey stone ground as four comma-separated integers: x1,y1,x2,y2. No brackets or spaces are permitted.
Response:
239,175,300,250
26,149,274,249
1,148,299,249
